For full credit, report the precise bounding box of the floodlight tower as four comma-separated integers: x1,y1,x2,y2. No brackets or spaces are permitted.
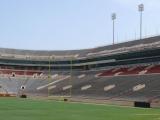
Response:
111,13,116,45
138,4,144,40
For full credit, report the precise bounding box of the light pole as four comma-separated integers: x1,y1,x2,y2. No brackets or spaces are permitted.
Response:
138,4,144,40
111,13,116,45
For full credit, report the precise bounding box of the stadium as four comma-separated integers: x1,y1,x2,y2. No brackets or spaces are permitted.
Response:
0,35,160,119
1,1,160,120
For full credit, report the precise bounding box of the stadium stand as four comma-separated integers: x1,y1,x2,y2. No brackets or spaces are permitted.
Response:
0,36,160,107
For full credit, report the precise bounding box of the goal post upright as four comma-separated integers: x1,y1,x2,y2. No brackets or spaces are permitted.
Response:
69,57,73,98
48,56,52,97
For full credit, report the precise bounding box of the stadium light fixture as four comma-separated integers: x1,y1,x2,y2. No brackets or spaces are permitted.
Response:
111,13,116,45
138,4,144,40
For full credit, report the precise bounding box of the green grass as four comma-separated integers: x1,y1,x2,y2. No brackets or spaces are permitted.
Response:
0,98,159,120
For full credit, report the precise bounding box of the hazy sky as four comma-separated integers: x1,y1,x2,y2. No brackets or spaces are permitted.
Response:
0,0,160,50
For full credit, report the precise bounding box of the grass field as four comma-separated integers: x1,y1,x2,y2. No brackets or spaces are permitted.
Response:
0,98,159,120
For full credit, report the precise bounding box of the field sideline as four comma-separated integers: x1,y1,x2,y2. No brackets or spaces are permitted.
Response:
0,97,160,120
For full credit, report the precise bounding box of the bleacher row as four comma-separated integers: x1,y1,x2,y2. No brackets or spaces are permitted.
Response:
99,64,160,77
0,69,42,76
0,64,160,77
33,71,160,102
0,65,160,102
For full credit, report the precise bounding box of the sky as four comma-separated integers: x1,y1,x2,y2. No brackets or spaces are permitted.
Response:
0,0,160,50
